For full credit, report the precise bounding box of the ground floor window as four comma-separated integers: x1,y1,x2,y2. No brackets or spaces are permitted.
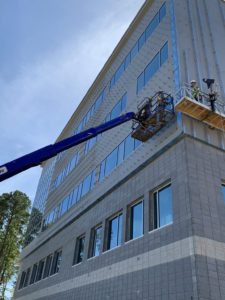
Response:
107,213,123,250
73,235,85,264
50,249,62,275
90,225,102,257
129,200,143,240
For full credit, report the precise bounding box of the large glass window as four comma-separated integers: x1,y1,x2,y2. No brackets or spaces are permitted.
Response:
35,259,45,282
146,13,159,40
124,135,135,159
81,173,92,197
138,32,146,50
145,53,160,84
111,101,122,120
30,263,38,285
105,148,118,177
130,42,138,61
107,213,123,250
153,184,173,229
23,268,30,287
130,201,143,240
50,249,62,275
99,160,106,182
19,271,26,289
121,93,127,111
137,72,145,94
117,141,125,165
159,3,166,21
91,226,102,257
60,196,69,217
115,63,125,82
73,235,85,265
43,254,53,279
160,42,168,66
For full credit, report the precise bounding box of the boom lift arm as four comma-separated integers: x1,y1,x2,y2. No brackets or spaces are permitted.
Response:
0,112,136,182
0,92,175,182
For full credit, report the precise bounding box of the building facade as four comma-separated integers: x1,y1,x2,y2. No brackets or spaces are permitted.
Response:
14,0,225,299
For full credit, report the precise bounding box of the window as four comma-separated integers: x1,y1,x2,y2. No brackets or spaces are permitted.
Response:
124,53,131,69
130,42,138,61
145,53,160,84
111,101,122,120
160,42,168,66
151,184,173,230
130,201,143,240
73,235,85,265
124,134,135,159
105,148,118,177
50,249,62,275
117,141,125,165
90,226,102,257
107,213,123,250
59,196,69,217
23,268,30,287
137,72,145,94
99,160,106,182
30,263,38,284
159,3,166,21
35,259,45,282
146,13,159,40
81,173,92,197
19,271,26,289
222,184,225,202
115,62,125,82
121,93,127,111
138,32,146,50
43,254,53,279
77,182,83,201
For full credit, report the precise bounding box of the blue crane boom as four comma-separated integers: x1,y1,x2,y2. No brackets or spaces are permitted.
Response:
0,112,136,182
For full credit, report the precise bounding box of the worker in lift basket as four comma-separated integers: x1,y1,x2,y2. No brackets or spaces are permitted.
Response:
190,80,202,102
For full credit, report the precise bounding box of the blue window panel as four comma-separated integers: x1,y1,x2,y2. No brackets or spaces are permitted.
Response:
135,138,142,149
158,185,173,227
159,3,166,22
77,182,83,202
131,201,143,239
160,42,168,66
124,135,135,159
90,170,96,190
222,185,225,202
60,196,69,216
115,62,125,83
86,110,91,124
110,76,115,90
146,13,159,40
53,207,58,222
124,53,131,69
83,115,87,127
111,101,122,120
95,91,104,111
117,141,125,165
69,154,78,172
77,122,83,134
105,148,118,177
71,187,78,206
76,151,80,164
108,214,123,250
92,226,102,257
144,53,160,84
99,160,106,182
81,173,92,197
138,32,146,50
130,41,138,61
137,72,145,94
121,93,127,111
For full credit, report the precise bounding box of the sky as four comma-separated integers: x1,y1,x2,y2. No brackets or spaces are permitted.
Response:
0,0,145,204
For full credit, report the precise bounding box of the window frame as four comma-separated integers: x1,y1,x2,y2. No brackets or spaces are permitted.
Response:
50,249,62,276
89,224,102,258
73,234,85,265
106,212,123,251
43,253,53,279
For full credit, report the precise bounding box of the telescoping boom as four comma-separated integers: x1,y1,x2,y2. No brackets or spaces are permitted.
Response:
0,92,175,182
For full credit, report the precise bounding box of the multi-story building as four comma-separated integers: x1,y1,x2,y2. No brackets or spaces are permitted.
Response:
14,0,225,299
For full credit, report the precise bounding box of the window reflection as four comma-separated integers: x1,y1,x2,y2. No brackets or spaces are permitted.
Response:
130,201,143,239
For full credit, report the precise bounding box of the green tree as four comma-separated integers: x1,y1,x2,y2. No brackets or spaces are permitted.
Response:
0,191,31,299
23,207,43,246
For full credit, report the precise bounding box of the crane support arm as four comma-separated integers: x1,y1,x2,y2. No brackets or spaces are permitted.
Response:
0,112,136,182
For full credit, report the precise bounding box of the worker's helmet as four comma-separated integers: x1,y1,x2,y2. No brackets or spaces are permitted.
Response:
191,80,197,84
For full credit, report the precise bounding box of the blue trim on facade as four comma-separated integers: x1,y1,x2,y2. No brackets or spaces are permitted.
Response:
169,0,182,127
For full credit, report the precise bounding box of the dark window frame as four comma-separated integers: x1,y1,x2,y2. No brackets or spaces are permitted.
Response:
89,225,102,258
106,212,123,251
73,234,85,265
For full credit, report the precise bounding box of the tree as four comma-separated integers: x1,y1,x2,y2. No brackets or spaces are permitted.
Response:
23,207,43,246
0,191,31,300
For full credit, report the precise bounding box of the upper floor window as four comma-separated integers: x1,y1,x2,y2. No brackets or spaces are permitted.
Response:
35,259,45,282
50,249,62,275
23,268,30,288
90,225,102,258
73,235,85,265
43,254,53,279
19,271,26,290
107,213,123,250
29,263,38,285
150,184,173,230
129,200,143,240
